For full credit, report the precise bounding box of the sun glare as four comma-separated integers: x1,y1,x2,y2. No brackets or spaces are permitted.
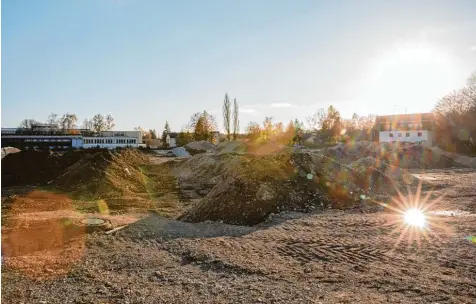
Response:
360,43,457,114
403,208,426,228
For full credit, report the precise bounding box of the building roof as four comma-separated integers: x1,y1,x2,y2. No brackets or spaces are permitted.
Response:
375,113,434,124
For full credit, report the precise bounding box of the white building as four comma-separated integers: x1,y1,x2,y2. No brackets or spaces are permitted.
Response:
374,113,435,144
82,130,142,149
165,133,177,148
1,128,142,150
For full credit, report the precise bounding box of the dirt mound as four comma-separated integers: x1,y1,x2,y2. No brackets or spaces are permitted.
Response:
431,147,476,168
54,149,156,199
216,141,288,156
325,142,460,169
216,141,248,153
179,151,403,225
185,141,216,152
1,150,85,187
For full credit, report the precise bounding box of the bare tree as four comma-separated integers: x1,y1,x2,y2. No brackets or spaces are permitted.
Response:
223,93,231,140
92,114,106,133
60,113,78,130
18,119,41,129
232,98,239,140
306,108,326,131
82,119,94,130
105,114,115,131
47,113,59,127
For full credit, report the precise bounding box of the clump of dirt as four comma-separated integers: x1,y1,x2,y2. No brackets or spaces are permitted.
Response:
1,150,85,186
179,151,402,225
54,149,158,199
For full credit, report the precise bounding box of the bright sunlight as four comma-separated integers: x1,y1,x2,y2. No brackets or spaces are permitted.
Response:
403,208,426,228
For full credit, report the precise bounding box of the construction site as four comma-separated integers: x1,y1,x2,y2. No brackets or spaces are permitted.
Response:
1,141,475,303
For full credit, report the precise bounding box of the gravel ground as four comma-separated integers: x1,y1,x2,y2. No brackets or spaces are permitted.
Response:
2,168,476,303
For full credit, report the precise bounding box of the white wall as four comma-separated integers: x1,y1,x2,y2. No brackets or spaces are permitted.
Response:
82,137,139,149
379,130,433,143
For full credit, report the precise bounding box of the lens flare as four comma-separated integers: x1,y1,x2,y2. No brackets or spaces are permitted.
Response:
403,208,426,228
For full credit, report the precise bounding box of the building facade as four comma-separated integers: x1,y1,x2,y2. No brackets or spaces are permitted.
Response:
1,126,142,150
373,113,435,144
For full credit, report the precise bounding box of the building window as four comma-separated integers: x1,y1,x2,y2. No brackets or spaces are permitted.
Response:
389,133,394,138
418,132,422,137
406,133,410,137
398,133,402,137
408,123,413,128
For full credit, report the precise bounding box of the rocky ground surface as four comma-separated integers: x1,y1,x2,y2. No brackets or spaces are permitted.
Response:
2,168,476,303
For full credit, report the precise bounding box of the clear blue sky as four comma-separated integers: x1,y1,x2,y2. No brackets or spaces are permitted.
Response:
2,0,476,132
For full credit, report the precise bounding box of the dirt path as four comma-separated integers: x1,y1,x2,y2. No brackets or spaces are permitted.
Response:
2,168,476,303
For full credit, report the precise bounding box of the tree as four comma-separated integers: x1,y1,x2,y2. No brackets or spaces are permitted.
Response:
223,93,231,140
232,98,239,140
47,113,59,127
306,108,326,131
161,121,171,145
92,114,106,132
321,105,343,142
189,111,217,141
293,119,305,144
433,72,476,151
149,129,157,139
284,120,296,144
273,121,284,143
176,129,194,146
262,117,274,140
245,122,261,140
18,119,41,129
60,113,78,130
105,114,115,131
82,119,94,130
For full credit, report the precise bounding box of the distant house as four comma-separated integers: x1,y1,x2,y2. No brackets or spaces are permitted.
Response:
166,132,178,147
373,113,435,144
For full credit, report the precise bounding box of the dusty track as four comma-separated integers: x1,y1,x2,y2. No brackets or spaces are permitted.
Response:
2,168,476,303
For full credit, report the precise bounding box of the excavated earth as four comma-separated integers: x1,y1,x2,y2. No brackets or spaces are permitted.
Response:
1,146,476,303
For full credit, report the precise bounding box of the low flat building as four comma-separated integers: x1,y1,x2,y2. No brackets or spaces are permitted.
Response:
373,113,435,144
1,127,142,150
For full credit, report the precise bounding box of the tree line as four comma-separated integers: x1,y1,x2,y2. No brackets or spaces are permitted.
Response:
19,113,115,133
433,71,476,152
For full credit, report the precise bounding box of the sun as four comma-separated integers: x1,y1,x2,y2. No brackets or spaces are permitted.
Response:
403,208,426,228
371,182,452,249
360,43,457,114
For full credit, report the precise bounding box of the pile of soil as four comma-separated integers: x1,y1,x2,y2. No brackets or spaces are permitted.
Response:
216,141,288,155
184,141,216,152
1,150,85,187
179,151,402,225
54,150,156,199
216,141,248,153
325,141,461,169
